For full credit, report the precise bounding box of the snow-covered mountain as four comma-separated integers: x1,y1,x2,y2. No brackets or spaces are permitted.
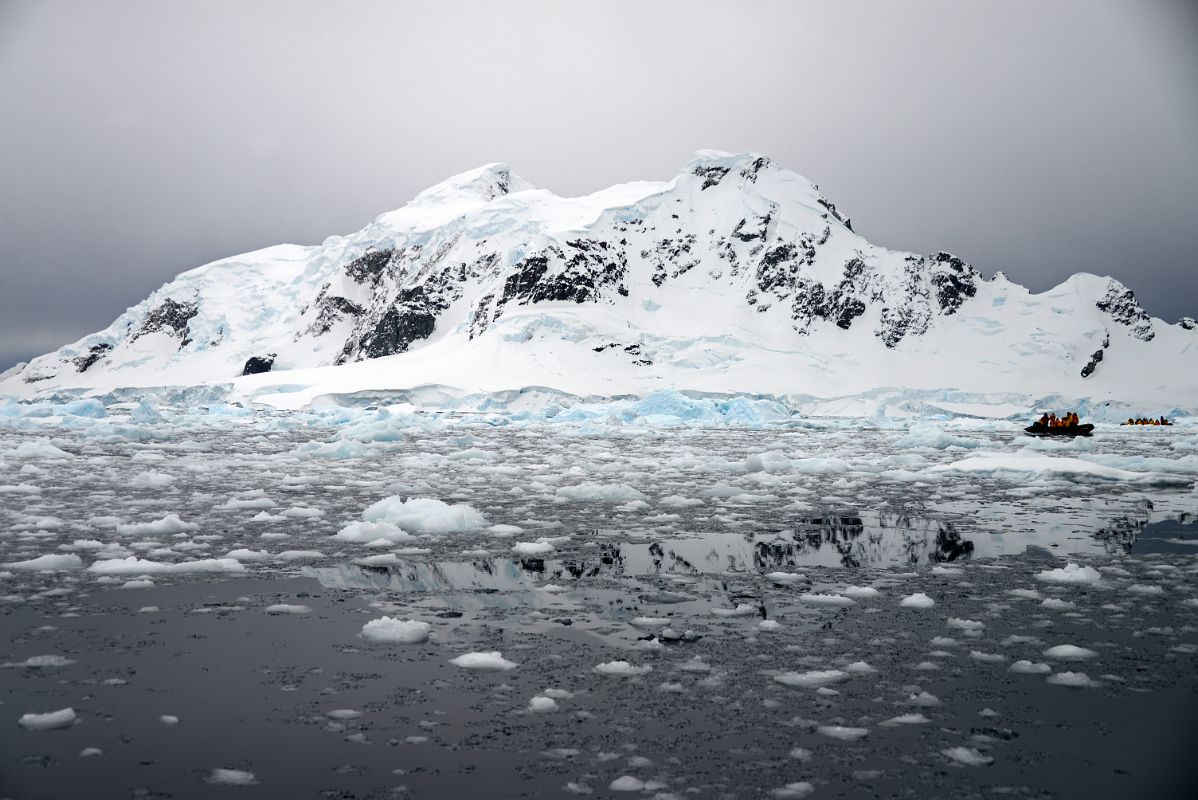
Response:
4,150,1195,413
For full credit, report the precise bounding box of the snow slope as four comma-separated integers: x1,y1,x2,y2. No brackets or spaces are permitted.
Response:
3,151,1195,414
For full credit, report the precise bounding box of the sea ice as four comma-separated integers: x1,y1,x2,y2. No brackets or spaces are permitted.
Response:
4,554,83,571
1043,644,1097,660
900,593,935,608
18,707,77,730
1035,563,1102,585
594,661,652,676
774,670,849,688
450,651,517,670
362,496,487,533
942,746,993,766
205,768,258,785
817,725,869,740
361,617,430,644
1046,671,1101,687
265,604,312,614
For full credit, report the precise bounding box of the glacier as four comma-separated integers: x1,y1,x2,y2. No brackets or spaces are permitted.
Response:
2,150,1194,419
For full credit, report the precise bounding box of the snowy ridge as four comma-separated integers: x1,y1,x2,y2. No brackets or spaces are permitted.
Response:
4,151,1195,414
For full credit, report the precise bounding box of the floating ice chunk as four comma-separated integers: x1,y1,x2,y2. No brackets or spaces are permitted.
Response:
1047,671,1101,687
279,506,323,519
361,617,430,644
712,603,759,617
1043,645,1097,660
1001,634,1040,646
542,688,574,699
223,497,276,510
969,651,1007,663
362,496,487,533
896,424,983,450
1128,584,1164,596
631,616,671,628
1040,598,1076,610
659,495,704,508
80,747,103,757
6,439,73,459
942,746,993,766
881,713,931,726
932,565,963,577
4,554,83,571
900,593,935,608
1035,563,1102,585
799,593,854,607
766,572,804,586
1008,588,1042,600
451,651,517,671
610,776,645,791
758,619,783,631
947,618,985,631
2,655,75,668
130,470,175,488
774,669,848,688
276,550,324,561
769,783,815,798
844,661,876,674
115,514,198,536
0,483,41,494
159,715,179,725
840,585,880,598
818,725,869,740
1009,660,1052,674
488,524,523,537
556,483,646,503
594,660,652,676
18,707,77,730
325,709,361,720
528,695,558,713
906,691,941,706
265,604,312,615
333,520,415,543
788,747,812,761
205,768,258,785
354,553,400,567
120,579,154,589
87,557,245,575
512,541,554,556
226,549,272,561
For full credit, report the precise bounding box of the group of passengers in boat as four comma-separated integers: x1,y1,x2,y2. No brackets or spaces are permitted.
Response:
1123,416,1172,426
1035,412,1081,428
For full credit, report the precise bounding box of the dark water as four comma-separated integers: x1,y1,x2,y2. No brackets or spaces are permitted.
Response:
1,423,1197,798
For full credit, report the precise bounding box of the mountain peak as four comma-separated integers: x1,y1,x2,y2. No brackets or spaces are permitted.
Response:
409,162,534,208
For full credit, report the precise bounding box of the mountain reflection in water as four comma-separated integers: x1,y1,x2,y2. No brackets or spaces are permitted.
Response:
306,510,981,594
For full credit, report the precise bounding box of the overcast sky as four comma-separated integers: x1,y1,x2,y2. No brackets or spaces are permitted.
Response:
1,0,1196,371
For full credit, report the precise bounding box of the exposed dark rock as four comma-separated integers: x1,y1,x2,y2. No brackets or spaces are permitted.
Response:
132,298,198,343
692,165,730,190
353,306,437,360
1097,284,1154,341
305,287,364,336
927,252,979,315
739,156,771,183
1080,348,1104,378
345,249,395,285
1179,317,1196,331
241,354,276,376
74,343,112,373
818,198,852,231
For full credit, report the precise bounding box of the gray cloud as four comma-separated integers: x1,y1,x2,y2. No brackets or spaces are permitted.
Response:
2,0,1196,370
